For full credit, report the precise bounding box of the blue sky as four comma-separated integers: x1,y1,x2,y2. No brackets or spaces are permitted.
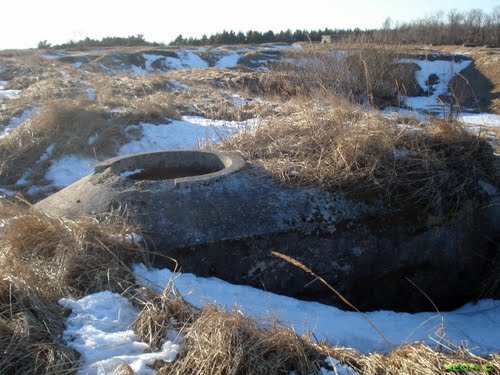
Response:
0,0,498,49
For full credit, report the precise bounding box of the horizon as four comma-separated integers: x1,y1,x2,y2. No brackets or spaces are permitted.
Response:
0,0,498,50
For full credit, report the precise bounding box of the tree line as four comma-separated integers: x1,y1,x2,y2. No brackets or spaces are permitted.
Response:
170,8,499,47
169,28,361,46
38,34,161,49
369,7,500,46
38,7,499,49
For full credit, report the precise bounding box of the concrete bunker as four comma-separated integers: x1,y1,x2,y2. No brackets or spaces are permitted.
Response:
34,150,499,312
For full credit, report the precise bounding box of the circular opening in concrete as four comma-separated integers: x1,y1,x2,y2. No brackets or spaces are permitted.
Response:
126,161,224,181
94,150,245,187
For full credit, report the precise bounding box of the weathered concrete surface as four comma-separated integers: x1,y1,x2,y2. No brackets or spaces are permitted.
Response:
35,150,372,250
35,150,500,312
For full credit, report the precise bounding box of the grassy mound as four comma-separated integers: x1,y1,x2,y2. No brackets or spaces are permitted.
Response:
221,100,498,214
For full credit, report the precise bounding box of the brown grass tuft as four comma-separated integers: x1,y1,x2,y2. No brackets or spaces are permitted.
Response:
158,305,324,375
134,282,197,350
0,278,78,374
268,45,420,106
0,201,149,298
0,201,151,374
325,343,500,375
111,363,136,375
222,101,497,213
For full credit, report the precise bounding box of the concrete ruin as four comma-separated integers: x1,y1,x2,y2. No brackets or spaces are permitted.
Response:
35,150,500,312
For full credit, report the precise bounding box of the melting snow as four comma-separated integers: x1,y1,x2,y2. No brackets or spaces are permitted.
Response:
323,357,359,374
36,144,55,164
0,81,21,99
216,52,241,68
117,116,257,155
87,133,98,145
458,113,500,127
399,58,472,113
134,264,500,355
120,169,144,177
143,53,166,70
59,291,180,375
86,89,97,100
0,107,38,138
122,51,209,75
163,51,208,70
45,154,94,188
16,170,31,186
0,188,14,198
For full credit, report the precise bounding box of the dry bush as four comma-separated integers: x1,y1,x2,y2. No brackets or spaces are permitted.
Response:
222,102,497,213
158,306,324,375
119,92,180,124
268,45,420,106
133,283,197,350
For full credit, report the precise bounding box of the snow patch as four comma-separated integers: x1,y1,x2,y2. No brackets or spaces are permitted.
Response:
458,113,500,127
399,58,472,113
16,170,31,186
143,53,166,70
45,155,94,189
0,188,14,198
37,144,55,164
322,357,359,374
59,291,180,375
118,116,257,155
87,133,98,145
120,169,144,177
86,89,97,100
216,52,240,68
0,81,21,99
134,264,500,355
0,107,39,139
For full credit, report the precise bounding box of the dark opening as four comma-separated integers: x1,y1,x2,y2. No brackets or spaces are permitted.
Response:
127,164,223,180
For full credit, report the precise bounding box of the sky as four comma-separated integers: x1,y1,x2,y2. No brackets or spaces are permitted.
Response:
0,0,498,50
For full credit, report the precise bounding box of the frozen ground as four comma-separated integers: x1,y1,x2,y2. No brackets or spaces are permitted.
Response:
134,264,500,356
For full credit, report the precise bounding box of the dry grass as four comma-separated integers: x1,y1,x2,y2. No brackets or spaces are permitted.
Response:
156,306,324,375
268,45,420,106
222,99,498,213
326,343,500,375
134,282,197,350
0,101,124,185
133,284,500,375
0,279,78,374
0,201,149,299
0,200,151,374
